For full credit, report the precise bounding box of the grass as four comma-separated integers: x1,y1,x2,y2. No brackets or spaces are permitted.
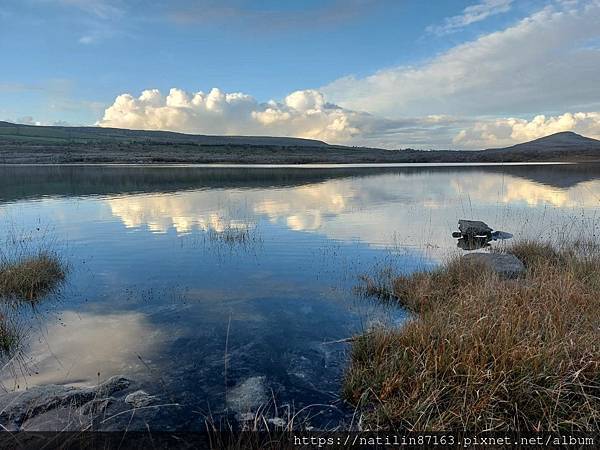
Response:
345,240,600,431
0,226,67,356
0,251,66,303
0,315,19,355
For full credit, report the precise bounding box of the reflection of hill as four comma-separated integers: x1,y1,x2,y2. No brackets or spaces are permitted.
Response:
482,164,600,189
1,164,600,204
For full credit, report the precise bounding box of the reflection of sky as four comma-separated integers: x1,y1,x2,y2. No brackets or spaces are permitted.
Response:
103,171,600,253
1,167,599,426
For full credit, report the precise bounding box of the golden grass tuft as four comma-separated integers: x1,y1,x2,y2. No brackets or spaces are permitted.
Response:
0,251,66,302
344,241,600,431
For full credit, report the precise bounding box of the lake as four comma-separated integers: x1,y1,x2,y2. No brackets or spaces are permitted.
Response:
1,163,599,430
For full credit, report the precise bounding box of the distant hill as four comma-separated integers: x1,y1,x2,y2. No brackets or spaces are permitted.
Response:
1,121,600,164
484,131,600,153
0,121,329,148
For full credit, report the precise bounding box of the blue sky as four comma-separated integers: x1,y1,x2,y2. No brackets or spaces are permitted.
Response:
1,0,599,148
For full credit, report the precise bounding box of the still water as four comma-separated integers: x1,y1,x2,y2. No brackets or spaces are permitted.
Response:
1,164,599,429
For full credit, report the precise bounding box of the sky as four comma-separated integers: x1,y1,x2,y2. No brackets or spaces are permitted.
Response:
1,0,599,149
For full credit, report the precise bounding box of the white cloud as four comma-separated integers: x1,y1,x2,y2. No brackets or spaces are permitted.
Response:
96,1,600,149
324,1,600,118
427,0,513,35
99,87,414,144
454,111,600,147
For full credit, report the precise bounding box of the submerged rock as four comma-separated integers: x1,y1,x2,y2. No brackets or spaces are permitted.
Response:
124,390,157,408
226,376,267,415
458,220,493,237
462,253,525,279
0,375,131,431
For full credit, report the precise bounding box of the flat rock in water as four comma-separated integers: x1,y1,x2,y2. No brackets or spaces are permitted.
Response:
0,375,131,431
462,253,525,279
226,376,267,415
458,220,493,237
124,390,157,408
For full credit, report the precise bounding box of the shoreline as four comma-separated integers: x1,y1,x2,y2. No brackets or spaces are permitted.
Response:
0,161,579,169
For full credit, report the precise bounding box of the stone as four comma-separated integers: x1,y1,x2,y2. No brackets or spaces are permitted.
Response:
267,417,287,427
458,220,493,237
0,375,131,431
124,390,157,408
226,376,267,414
79,397,115,415
461,253,525,279
457,236,491,251
491,230,514,240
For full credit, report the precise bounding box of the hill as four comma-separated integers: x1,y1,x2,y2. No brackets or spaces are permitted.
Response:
1,122,599,164
480,131,600,162
486,131,600,153
0,121,328,148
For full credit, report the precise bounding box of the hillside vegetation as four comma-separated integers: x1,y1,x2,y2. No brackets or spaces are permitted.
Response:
1,122,600,164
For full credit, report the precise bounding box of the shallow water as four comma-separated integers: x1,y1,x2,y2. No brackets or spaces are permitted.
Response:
1,163,599,429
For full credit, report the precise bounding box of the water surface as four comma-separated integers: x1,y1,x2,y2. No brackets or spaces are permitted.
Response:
1,164,599,429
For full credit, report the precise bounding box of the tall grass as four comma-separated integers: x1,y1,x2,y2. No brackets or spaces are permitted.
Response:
345,241,600,431
0,251,66,302
0,224,67,355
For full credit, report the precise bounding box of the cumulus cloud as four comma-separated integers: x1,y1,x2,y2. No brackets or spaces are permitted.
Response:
454,112,600,148
99,87,451,145
97,1,600,149
427,0,513,35
324,1,600,118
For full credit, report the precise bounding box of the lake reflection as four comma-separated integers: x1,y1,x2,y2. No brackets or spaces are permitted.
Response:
0,164,599,429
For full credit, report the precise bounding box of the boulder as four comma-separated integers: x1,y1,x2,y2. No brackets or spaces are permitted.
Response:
461,253,525,279
458,220,493,237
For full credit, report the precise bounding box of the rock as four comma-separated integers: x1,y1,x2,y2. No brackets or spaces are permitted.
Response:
491,230,514,240
124,390,157,408
268,417,287,428
226,376,267,415
79,397,115,415
458,220,493,237
457,236,491,251
462,253,525,279
0,375,131,431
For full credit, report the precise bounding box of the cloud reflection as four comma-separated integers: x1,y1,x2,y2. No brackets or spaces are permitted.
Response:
5,311,165,388
105,171,600,250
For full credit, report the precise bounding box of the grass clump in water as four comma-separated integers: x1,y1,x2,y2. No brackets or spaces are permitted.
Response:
0,315,19,355
345,241,600,431
0,251,66,303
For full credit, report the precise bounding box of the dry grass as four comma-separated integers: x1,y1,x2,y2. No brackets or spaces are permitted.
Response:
0,249,66,355
0,251,66,303
344,241,600,431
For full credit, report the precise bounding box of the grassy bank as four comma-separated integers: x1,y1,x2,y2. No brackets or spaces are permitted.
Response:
345,241,600,431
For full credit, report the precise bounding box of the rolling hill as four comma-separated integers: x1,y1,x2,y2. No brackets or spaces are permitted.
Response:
1,121,599,164
0,121,328,147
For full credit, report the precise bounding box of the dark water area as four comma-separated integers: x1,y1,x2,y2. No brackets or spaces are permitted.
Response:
1,163,599,430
